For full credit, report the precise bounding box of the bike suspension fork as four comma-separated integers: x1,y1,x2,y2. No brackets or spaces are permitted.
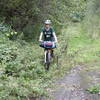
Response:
44,50,47,63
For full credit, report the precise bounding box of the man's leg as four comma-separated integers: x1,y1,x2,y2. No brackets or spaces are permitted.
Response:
51,49,54,57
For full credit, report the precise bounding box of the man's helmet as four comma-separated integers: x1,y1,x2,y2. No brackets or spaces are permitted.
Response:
44,20,51,25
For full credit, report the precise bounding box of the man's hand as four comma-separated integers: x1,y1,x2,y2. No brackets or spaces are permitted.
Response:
54,41,58,47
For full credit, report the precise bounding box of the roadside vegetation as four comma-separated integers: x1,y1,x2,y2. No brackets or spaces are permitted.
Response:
86,85,100,94
0,0,100,100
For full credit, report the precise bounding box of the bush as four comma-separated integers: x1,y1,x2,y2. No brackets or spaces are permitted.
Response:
0,27,50,99
86,84,100,94
83,0,100,39
0,23,19,40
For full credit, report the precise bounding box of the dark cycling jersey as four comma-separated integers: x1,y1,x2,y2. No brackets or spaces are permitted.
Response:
41,27,54,41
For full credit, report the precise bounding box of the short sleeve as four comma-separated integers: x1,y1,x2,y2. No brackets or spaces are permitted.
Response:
51,27,55,32
40,28,44,33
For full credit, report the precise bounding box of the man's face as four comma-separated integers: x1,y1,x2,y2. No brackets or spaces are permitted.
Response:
45,24,50,28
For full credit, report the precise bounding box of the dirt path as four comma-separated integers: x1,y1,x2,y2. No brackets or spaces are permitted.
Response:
40,65,100,100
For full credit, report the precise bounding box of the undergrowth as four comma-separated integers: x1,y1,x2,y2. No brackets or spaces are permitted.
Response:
66,23,100,64
86,84,100,94
0,24,71,100
0,22,100,100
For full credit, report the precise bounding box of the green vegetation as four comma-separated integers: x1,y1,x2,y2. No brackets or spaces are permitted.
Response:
86,85,100,94
67,23,100,63
84,0,100,39
0,0,100,99
0,0,86,39
0,27,46,99
0,23,71,100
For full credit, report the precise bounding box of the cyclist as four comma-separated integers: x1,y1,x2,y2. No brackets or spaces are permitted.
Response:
39,20,58,57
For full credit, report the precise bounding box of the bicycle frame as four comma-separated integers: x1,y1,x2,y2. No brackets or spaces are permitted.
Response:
44,48,52,63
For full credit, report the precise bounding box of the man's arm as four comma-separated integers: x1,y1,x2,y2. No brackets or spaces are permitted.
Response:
53,32,57,43
39,32,43,42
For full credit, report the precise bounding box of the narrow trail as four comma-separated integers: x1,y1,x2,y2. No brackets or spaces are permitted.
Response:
40,65,99,100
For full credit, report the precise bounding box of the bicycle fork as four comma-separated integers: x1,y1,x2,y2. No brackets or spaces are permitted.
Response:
44,49,51,63
44,50,47,63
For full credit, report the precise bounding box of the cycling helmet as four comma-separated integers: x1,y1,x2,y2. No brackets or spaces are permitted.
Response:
44,20,51,25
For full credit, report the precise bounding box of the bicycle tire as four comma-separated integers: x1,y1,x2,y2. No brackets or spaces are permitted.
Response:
45,51,50,70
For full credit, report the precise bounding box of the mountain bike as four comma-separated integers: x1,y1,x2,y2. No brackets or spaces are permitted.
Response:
40,41,56,70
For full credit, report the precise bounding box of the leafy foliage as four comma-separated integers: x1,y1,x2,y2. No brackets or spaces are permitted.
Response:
0,0,87,40
0,23,19,40
86,85,100,94
83,0,100,39
0,24,72,100
0,0,100,99
0,26,51,100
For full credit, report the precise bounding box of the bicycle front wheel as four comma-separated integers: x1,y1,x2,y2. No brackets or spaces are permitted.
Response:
45,51,51,71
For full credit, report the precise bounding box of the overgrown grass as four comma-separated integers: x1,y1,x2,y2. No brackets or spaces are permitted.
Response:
0,22,100,100
66,23,100,64
0,41,48,100
0,24,71,100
